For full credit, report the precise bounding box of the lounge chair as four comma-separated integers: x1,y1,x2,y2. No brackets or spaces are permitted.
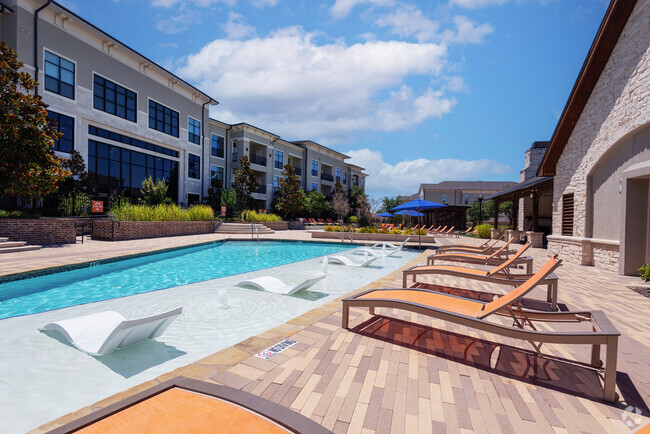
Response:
341,257,620,402
431,225,442,232
427,238,534,273
237,273,326,295
443,226,455,235
435,225,448,233
49,377,331,433
41,307,182,356
369,237,411,251
352,246,400,258
403,243,560,309
326,254,379,267
436,236,506,254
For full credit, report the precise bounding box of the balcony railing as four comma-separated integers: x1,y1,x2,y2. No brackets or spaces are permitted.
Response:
321,173,334,182
294,167,302,176
250,155,267,166
254,185,267,194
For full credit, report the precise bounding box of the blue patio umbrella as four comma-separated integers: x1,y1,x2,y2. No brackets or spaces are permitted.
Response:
395,210,424,217
391,199,447,249
377,212,394,217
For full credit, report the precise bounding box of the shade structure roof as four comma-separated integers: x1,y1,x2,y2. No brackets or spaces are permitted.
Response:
391,199,446,212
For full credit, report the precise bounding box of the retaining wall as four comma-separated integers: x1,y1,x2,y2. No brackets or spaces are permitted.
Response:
92,220,214,241
0,218,76,244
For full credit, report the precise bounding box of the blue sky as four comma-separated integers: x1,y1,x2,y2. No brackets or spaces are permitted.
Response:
63,0,608,198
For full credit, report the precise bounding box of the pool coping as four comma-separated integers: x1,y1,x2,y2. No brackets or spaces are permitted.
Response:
30,248,430,433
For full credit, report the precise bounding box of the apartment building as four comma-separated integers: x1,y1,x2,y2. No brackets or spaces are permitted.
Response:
0,0,366,210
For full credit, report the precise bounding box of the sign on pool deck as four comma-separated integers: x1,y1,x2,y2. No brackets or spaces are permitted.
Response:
255,339,297,359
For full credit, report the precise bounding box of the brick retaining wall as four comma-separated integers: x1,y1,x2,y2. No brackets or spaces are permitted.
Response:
0,219,77,244
92,221,214,241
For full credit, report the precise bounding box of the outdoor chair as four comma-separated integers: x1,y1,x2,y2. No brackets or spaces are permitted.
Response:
436,236,505,254
443,226,455,235
342,256,619,402
403,243,560,309
427,238,534,273
326,254,379,268
435,225,448,233
237,273,326,295
41,307,182,356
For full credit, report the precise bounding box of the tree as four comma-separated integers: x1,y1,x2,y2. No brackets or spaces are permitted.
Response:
499,201,514,227
58,150,92,195
348,185,366,215
333,181,345,196
331,192,349,222
0,41,69,200
357,194,374,226
232,155,259,213
220,188,237,218
467,199,494,226
302,190,330,216
274,164,304,220
381,196,400,213
139,175,171,205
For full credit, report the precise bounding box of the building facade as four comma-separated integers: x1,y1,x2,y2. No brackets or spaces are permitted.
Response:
538,0,649,275
0,0,366,210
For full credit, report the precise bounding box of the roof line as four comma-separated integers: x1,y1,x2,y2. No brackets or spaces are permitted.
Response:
537,0,637,176
46,1,218,105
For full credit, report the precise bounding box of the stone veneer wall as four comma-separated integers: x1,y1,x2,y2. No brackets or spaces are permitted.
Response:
549,1,650,272
547,235,619,272
0,219,77,244
92,221,214,241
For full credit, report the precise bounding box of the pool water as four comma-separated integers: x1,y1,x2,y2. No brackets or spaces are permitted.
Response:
0,241,353,320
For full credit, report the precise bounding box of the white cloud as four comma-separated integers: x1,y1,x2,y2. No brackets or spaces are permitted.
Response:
252,0,279,7
449,0,509,8
330,0,394,20
441,16,493,44
155,10,201,34
178,26,454,140
375,5,439,42
346,148,511,195
223,12,256,39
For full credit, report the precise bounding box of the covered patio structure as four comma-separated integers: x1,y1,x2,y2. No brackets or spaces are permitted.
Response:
487,176,553,246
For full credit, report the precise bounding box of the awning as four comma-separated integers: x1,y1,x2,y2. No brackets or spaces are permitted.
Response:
486,176,553,201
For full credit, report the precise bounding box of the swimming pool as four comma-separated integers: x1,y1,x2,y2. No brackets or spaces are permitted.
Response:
0,240,353,320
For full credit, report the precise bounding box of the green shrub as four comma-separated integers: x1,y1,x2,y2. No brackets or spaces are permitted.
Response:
239,210,282,222
639,264,650,282
109,203,213,221
389,228,402,234
0,210,41,219
414,229,428,235
475,223,492,239
347,216,359,223
358,226,373,233
58,193,91,216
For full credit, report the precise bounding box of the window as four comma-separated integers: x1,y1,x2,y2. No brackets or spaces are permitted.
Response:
311,183,318,191
88,126,178,158
336,168,341,182
187,193,200,206
473,194,477,202
188,154,200,179
148,100,179,137
311,160,318,177
87,139,178,200
464,195,469,205
210,165,224,181
274,150,283,169
343,172,347,185
188,117,200,144
47,111,74,153
273,176,279,193
93,75,136,122
44,51,74,99
442,194,447,204
211,135,224,158
562,193,574,236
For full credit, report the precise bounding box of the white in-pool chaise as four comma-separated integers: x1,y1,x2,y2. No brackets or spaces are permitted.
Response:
368,237,411,252
326,254,379,267
352,245,400,258
41,306,182,356
236,273,326,295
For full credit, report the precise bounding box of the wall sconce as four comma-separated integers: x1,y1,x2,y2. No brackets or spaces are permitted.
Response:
619,179,622,194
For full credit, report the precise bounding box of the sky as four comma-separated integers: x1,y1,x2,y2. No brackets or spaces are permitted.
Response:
61,0,609,199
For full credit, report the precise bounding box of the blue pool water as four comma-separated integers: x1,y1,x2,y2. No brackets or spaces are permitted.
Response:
0,241,353,320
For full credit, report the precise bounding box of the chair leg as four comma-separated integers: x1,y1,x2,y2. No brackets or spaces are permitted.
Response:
369,306,375,315
603,336,619,402
547,282,558,310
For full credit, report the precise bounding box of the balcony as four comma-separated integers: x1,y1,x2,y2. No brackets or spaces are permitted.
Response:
294,167,302,176
321,173,334,182
254,185,267,194
250,155,267,166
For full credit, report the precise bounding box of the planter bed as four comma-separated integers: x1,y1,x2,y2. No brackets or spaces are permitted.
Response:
91,220,215,241
311,231,436,244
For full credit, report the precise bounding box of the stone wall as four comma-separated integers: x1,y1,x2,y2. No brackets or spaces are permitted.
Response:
0,219,77,244
548,235,619,271
261,221,288,230
550,1,649,271
92,221,214,241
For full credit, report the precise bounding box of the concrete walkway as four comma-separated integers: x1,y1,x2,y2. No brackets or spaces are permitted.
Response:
10,233,650,433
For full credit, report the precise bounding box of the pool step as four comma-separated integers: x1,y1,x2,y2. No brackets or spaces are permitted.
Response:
215,223,275,235
0,240,42,254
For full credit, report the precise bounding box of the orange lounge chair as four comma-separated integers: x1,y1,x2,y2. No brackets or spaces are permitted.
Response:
426,238,534,273
50,377,331,433
434,225,448,233
431,225,442,232
436,236,505,254
403,243,559,309
342,257,620,402
443,226,455,235
412,225,419,230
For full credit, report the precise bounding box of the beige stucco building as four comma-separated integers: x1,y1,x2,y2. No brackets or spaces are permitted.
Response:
539,0,649,275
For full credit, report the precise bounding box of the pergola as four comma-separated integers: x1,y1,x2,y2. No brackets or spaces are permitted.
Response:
486,176,553,231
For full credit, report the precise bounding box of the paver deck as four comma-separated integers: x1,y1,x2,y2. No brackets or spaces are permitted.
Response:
16,233,650,433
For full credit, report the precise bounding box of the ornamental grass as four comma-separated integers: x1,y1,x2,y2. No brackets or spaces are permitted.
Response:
109,203,214,221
